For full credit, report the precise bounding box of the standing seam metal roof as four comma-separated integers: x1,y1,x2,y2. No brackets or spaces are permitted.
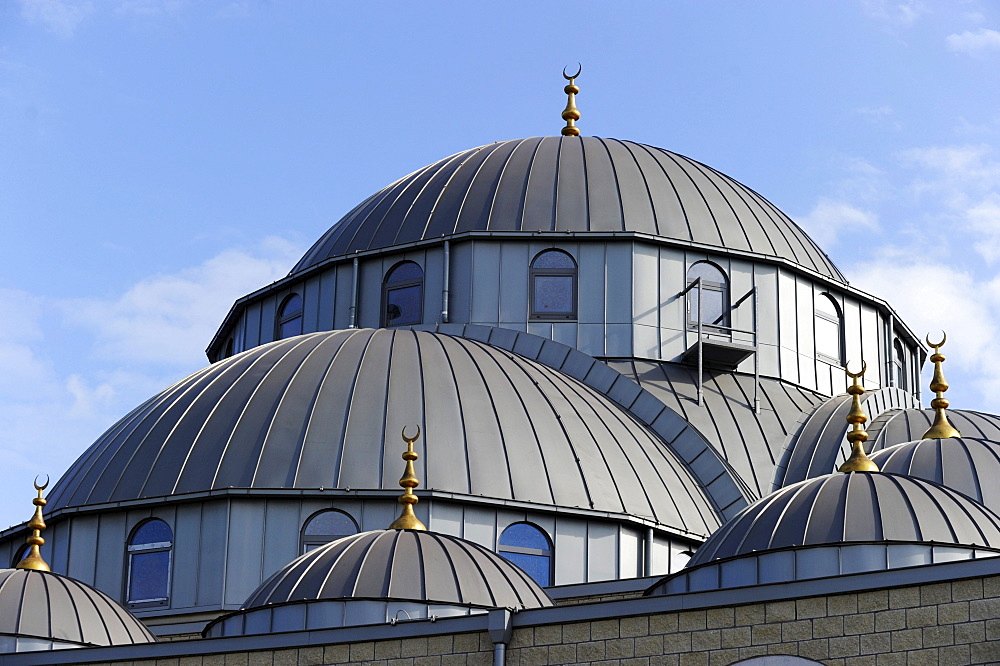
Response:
686,472,1000,566
47,329,719,537
0,569,155,647
291,137,844,282
241,530,553,610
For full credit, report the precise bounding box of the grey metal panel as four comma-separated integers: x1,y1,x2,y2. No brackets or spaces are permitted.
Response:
94,512,128,597
554,519,586,585
577,243,605,323
470,243,501,323
47,523,68,577
244,302,262,349
606,243,632,324
169,503,200,608
522,137,560,230
301,276,320,334
487,139,541,232
259,297,276,345
332,263,353,330
196,501,227,606
555,136,588,232
582,139,624,232
498,243,528,322
317,269,337,331
66,515,98,585
356,260,381,328
587,522,618,581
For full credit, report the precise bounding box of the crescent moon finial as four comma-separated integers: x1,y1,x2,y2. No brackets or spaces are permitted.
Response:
563,63,582,80
401,424,420,445
926,331,946,349
33,475,49,492
845,360,867,380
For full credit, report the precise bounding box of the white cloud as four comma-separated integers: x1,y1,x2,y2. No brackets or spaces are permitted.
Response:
946,28,1000,55
967,195,1000,262
62,236,300,367
860,0,926,27
18,0,94,36
798,198,879,247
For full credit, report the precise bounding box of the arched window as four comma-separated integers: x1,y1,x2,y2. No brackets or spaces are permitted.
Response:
814,293,843,363
893,338,906,390
382,261,424,327
686,261,729,329
300,509,359,554
499,522,553,587
10,543,28,568
126,519,172,605
276,293,303,340
529,250,577,320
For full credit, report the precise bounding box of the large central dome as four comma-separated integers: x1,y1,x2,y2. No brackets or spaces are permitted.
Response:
293,136,844,281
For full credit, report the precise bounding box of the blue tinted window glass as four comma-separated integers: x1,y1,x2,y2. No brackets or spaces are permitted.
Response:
132,520,172,546
500,523,550,550
531,250,575,270
533,276,574,314
501,552,551,587
280,293,303,316
279,315,303,339
129,551,170,601
387,262,423,283
689,287,725,326
385,284,422,325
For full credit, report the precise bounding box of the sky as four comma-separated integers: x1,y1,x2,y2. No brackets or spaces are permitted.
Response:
1,0,999,532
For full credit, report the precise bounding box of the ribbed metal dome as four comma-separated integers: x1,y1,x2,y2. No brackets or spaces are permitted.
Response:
687,472,1000,566
0,569,155,648
242,530,553,610
871,438,1000,511
48,329,719,535
292,137,844,282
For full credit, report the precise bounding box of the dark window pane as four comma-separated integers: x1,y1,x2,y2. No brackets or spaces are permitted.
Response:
386,262,423,283
304,511,357,536
531,251,575,270
500,523,551,550
279,293,303,316
131,520,172,546
385,284,422,325
500,552,551,586
533,276,574,314
129,551,170,601
279,315,303,339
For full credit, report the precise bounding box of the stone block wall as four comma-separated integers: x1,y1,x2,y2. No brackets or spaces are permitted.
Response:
85,575,1000,666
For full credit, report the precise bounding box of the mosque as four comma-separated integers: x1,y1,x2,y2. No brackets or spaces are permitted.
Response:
1,71,999,665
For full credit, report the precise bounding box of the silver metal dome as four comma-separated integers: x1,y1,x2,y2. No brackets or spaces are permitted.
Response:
292,137,844,282
244,529,552,609
870,438,1000,511
687,472,1000,566
0,569,155,650
47,329,719,536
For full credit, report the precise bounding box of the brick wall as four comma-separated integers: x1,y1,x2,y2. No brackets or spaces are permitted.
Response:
90,575,1000,666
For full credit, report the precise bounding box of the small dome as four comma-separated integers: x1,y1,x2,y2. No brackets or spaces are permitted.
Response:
646,472,1000,595
689,472,1000,566
47,329,719,536
0,569,155,652
204,529,552,636
292,137,844,282
247,530,552,609
870,438,1000,511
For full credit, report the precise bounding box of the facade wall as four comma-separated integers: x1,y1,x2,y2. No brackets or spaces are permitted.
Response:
218,239,918,401
77,574,1000,666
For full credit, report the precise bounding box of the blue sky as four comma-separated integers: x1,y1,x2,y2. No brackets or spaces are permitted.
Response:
1,0,998,531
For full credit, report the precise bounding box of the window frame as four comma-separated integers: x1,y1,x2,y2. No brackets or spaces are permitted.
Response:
529,249,578,322
381,261,424,327
125,518,173,608
893,338,907,391
300,508,360,554
276,293,304,340
498,522,554,587
686,261,730,331
814,292,845,365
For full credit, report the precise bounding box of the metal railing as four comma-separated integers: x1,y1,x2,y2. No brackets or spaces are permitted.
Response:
681,279,760,413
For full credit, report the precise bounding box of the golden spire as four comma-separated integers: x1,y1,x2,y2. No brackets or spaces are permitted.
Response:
388,426,427,531
921,332,961,439
16,476,51,572
839,361,879,473
561,64,582,137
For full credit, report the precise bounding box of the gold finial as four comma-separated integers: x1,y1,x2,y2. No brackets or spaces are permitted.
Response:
839,362,880,473
921,332,961,439
561,64,582,137
388,425,427,531
16,476,51,572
